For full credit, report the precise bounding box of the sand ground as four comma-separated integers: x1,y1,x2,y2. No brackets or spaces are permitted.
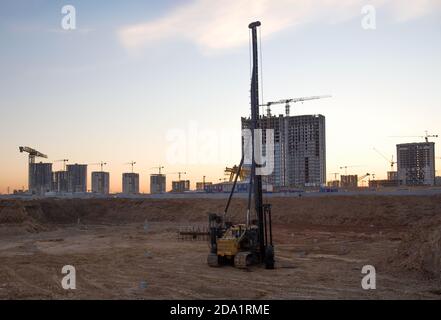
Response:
1,196,440,299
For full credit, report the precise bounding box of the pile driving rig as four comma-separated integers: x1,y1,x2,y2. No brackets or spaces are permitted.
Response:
207,21,275,269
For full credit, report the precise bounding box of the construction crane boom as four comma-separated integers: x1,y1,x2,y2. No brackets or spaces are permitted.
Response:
358,173,370,182
260,95,331,116
19,146,48,192
373,147,396,171
54,159,69,171
390,131,439,143
125,161,136,173
89,162,107,171
150,166,164,175
19,146,48,163
339,165,363,175
168,171,187,180
330,172,340,180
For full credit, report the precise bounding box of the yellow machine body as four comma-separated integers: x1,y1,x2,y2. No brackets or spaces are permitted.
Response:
216,224,246,257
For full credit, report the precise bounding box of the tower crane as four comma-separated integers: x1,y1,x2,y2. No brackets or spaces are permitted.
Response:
373,147,396,171
54,159,69,171
125,161,136,173
358,173,370,182
390,131,439,143
436,158,441,176
150,166,164,175
358,173,371,187
89,162,107,171
19,146,48,164
330,172,340,180
260,95,331,116
169,171,187,180
339,165,363,175
19,146,48,192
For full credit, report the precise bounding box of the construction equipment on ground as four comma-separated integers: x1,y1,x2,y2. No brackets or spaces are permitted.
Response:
54,159,69,171
261,95,331,116
224,165,250,182
178,225,209,241
373,147,396,171
208,21,274,270
89,162,107,171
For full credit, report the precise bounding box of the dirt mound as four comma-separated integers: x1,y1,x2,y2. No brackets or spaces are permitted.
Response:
2,195,441,227
392,213,441,280
0,201,48,233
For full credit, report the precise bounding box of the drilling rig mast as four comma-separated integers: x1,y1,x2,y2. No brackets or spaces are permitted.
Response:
207,21,274,269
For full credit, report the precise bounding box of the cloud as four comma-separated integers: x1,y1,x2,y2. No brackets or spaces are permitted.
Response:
386,0,441,22
117,0,441,53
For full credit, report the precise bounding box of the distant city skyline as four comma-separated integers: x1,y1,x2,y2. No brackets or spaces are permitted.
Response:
1,0,440,193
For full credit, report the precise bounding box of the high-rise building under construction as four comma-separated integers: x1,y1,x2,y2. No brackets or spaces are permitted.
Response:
150,174,166,194
122,173,139,194
91,171,110,194
241,114,326,188
397,142,435,186
52,170,69,193
29,162,52,195
66,164,87,193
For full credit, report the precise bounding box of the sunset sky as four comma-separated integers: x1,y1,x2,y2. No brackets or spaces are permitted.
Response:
0,0,440,193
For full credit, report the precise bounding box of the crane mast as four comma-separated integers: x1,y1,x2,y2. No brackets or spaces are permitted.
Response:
19,146,48,192
89,162,107,171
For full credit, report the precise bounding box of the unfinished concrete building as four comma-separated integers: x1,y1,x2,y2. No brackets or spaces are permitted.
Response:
29,162,52,195
327,180,340,188
150,174,166,194
122,173,139,194
52,171,69,193
241,114,326,188
369,179,398,188
91,171,110,194
397,142,435,186
340,175,358,188
387,171,398,181
171,180,190,193
66,164,87,193
196,181,212,191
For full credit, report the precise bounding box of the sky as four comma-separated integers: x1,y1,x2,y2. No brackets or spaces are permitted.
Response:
0,0,440,193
